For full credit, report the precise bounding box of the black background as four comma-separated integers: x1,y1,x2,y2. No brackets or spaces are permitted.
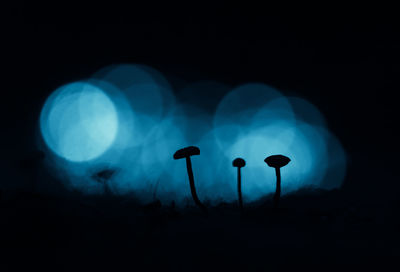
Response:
2,3,399,271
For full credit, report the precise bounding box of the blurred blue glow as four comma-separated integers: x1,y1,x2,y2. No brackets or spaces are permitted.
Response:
40,82,118,162
287,97,327,127
38,65,347,205
92,64,176,147
214,83,287,128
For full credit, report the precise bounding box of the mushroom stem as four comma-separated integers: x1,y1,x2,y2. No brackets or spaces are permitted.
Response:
232,158,246,211
264,155,290,210
237,167,243,210
185,156,207,212
273,167,281,209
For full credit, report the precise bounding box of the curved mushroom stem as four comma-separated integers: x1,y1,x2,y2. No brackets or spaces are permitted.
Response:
237,167,243,210
185,157,207,212
273,167,281,209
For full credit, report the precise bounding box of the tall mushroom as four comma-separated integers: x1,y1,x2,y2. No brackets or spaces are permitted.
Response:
173,146,207,212
264,155,291,209
232,158,246,210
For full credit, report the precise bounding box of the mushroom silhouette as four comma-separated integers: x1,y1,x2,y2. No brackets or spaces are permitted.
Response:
173,146,207,212
264,155,291,209
232,158,246,210
92,168,117,194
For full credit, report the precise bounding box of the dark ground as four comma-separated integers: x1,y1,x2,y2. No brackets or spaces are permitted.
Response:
2,3,400,271
1,180,399,271
1,149,399,271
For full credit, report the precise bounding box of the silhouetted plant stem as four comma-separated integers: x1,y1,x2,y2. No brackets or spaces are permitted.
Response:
264,155,291,210
173,146,206,213
237,167,243,210
273,167,281,209
232,158,246,211
185,156,207,212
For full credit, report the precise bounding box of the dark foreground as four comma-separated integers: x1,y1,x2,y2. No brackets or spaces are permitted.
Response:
1,187,399,272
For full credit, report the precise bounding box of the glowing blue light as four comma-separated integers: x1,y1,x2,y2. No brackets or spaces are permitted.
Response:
92,64,176,148
40,82,118,162
38,66,347,206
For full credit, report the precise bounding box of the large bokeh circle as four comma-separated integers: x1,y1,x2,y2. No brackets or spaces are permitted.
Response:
40,82,118,162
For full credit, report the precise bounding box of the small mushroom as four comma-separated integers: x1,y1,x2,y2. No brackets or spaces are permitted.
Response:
264,155,291,209
173,146,207,212
92,168,117,194
232,158,246,210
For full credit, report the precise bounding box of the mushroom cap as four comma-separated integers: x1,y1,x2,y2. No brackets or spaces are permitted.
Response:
173,146,200,159
264,154,291,168
232,158,246,168
92,168,117,183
